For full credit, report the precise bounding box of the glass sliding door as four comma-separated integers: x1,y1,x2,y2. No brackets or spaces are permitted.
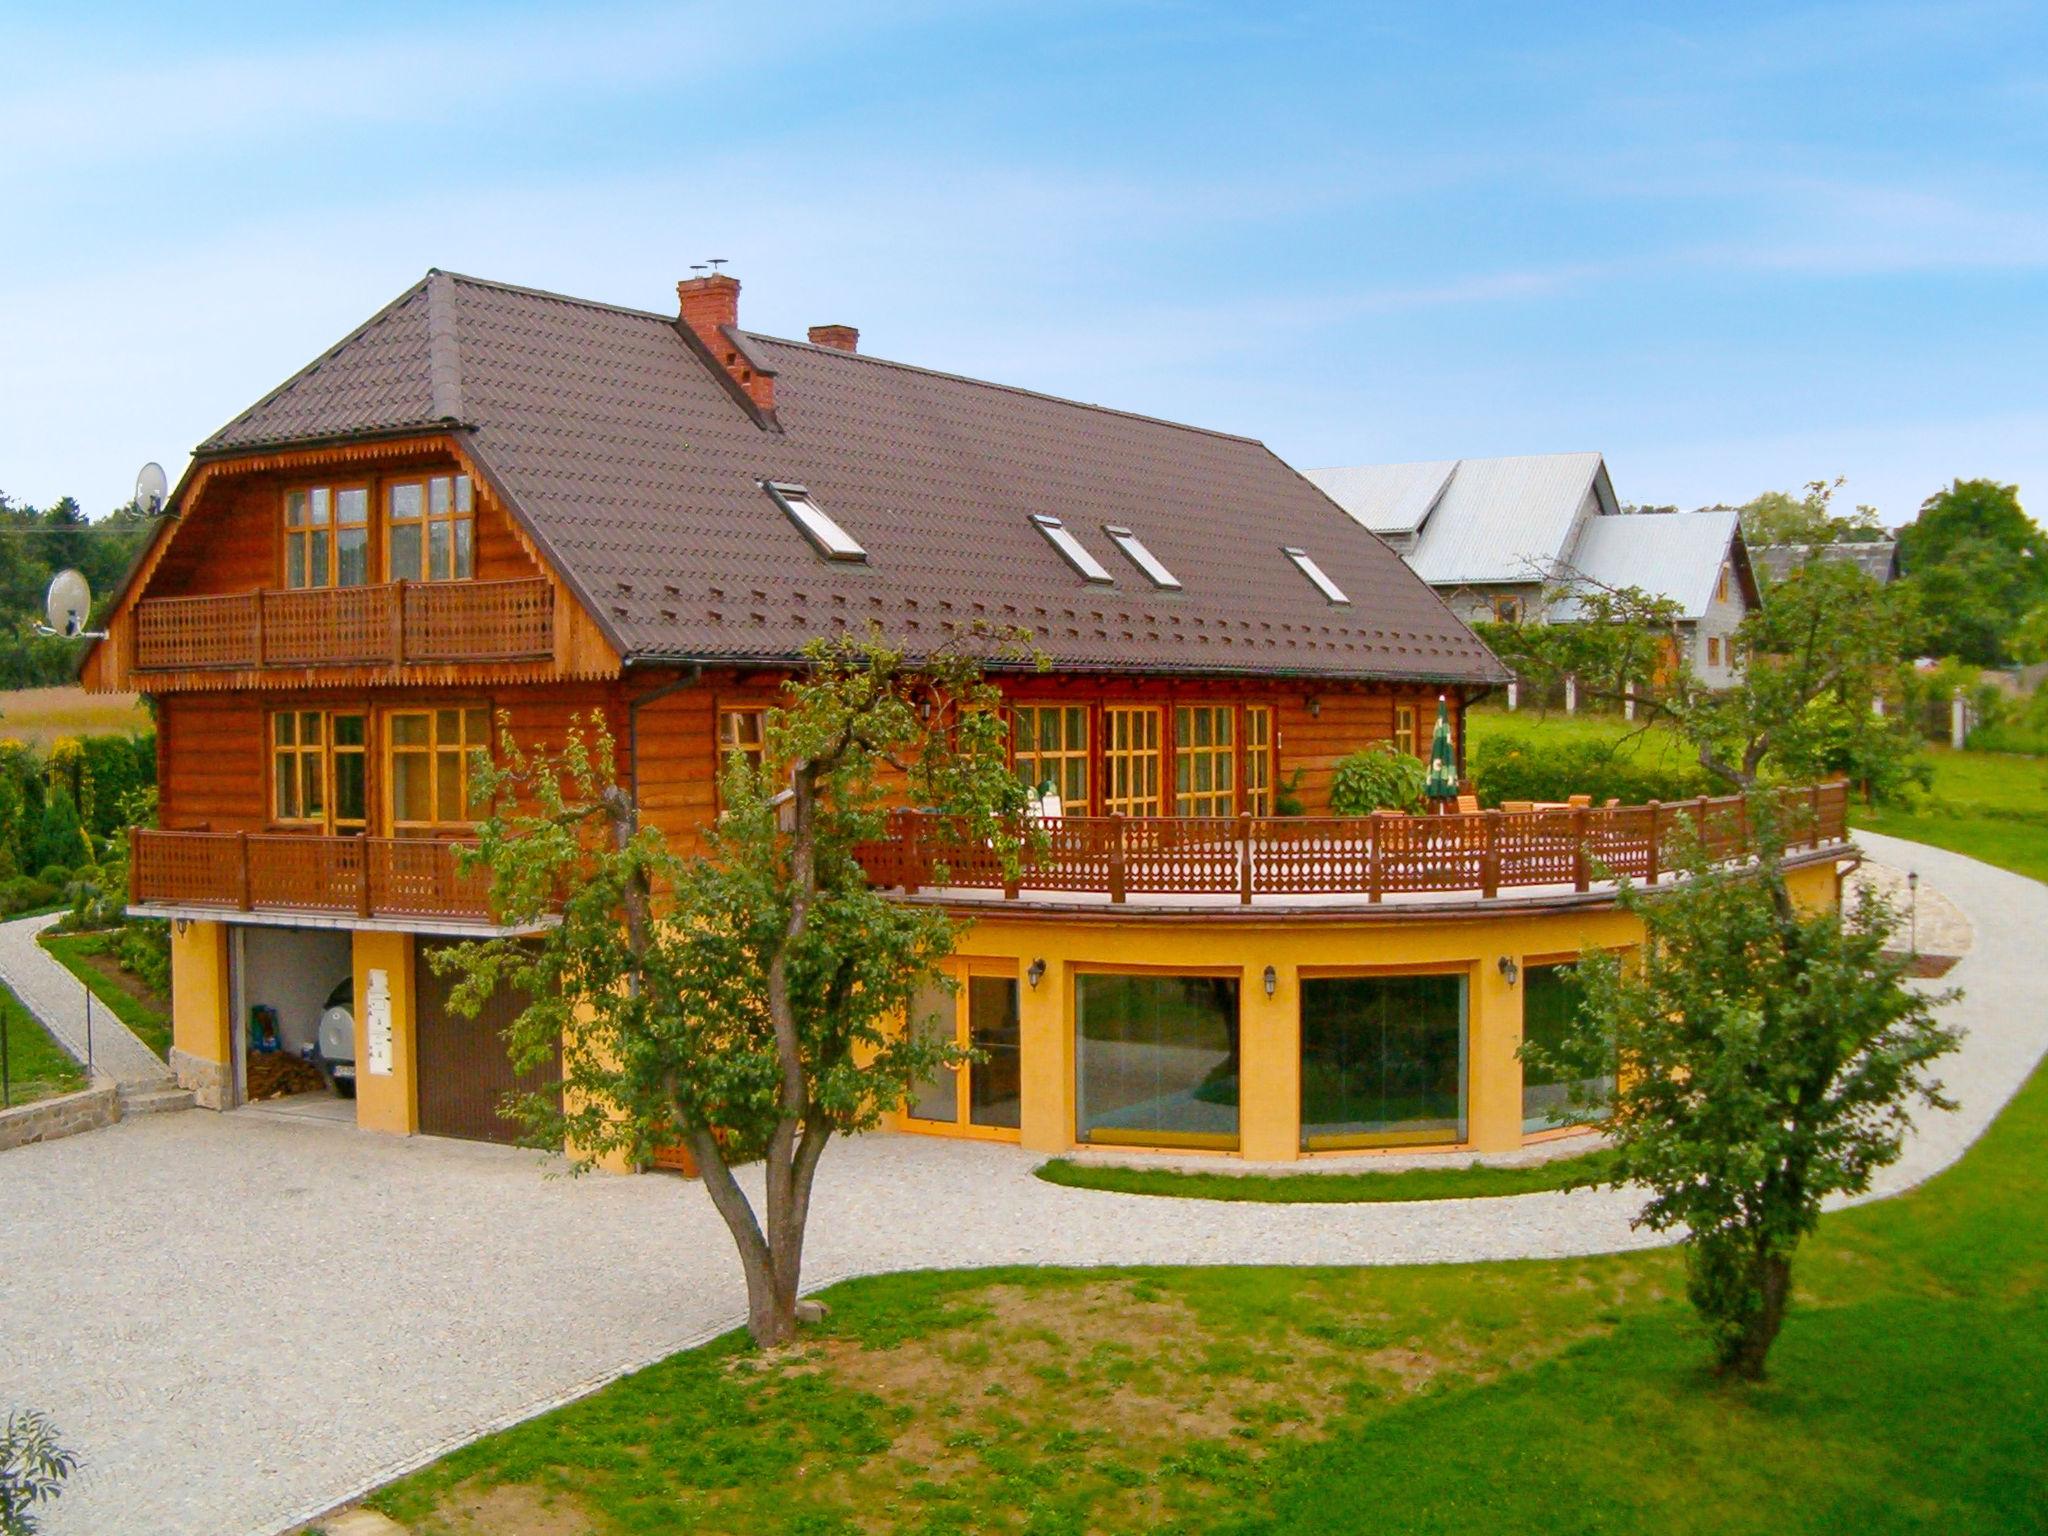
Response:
902,966,1022,1136
1076,973,1240,1148
1521,962,1614,1132
1300,973,1467,1149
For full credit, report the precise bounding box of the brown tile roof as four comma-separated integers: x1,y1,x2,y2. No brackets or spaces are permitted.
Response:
195,271,1509,684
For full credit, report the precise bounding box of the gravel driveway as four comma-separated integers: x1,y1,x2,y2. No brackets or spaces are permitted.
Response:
2,831,2040,1536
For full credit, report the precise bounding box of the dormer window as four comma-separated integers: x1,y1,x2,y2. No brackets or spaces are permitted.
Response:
1032,515,1113,584
767,481,865,561
1283,546,1350,605
1104,525,1180,590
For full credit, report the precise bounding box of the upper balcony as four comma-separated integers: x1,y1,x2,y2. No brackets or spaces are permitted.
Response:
131,577,554,674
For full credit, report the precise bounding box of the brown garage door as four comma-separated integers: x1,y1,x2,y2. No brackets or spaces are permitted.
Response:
414,940,560,1144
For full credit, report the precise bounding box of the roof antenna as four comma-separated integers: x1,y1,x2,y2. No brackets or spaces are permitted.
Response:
689,263,709,276
706,257,729,274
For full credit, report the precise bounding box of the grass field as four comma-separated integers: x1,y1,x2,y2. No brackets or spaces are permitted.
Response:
37,930,172,1060
0,685,150,747
1035,1146,1614,1203
1464,701,1695,765
1,978,84,1107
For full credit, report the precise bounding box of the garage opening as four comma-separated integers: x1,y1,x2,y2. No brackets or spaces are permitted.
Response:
414,939,560,1145
230,926,357,1120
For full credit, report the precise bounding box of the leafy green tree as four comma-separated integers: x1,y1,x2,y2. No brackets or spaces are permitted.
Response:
1528,822,1959,1379
1897,479,2046,664
1738,479,1886,549
0,1409,77,1536
440,632,1030,1347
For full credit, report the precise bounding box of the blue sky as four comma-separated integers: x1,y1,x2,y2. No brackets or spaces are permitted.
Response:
3,1,2043,526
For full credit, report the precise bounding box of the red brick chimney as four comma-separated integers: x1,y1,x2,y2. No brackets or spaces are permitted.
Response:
808,323,859,353
677,273,775,412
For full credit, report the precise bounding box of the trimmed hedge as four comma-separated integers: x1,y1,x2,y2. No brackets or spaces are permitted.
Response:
1468,736,1714,808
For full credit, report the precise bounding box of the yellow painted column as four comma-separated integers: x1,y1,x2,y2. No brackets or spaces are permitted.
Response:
1238,961,1300,1161
1467,956,1523,1152
351,930,418,1135
565,998,635,1174
169,919,232,1108
1017,944,1073,1155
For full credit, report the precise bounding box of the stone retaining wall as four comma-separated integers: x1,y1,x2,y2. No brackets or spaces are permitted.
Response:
170,1047,230,1110
0,1081,121,1152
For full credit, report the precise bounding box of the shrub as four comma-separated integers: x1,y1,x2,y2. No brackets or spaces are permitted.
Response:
28,786,89,876
0,878,59,917
1329,745,1426,814
117,922,170,997
1468,736,1714,808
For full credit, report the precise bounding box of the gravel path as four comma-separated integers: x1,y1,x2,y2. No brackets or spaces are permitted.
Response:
1,831,2039,1536
0,913,172,1089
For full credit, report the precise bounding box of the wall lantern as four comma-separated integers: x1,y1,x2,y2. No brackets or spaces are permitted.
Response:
1027,957,1047,989
1263,964,1278,998
1305,695,1322,719
173,917,190,937
1497,955,1519,988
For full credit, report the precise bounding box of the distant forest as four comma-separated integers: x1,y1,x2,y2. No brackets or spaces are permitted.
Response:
0,493,155,687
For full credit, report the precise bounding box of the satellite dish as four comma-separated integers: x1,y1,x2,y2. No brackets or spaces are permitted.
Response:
134,461,169,517
42,569,95,639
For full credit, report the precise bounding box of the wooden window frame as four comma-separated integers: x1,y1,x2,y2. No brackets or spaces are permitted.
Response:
268,707,369,833
1707,635,1722,668
896,957,1023,1144
1101,705,1163,817
1243,705,1274,816
1394,703,1418,758
1492,593,1523,624
382,704,491,835
1012,703,1092,814
1717,564,1731,603
383,473,477,584
1172,703,1237,817
282,482,372,591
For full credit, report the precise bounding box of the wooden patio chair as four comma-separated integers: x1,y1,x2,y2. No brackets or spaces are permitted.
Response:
1502,800,1534,814
1566,794,1593,809
1455,794,1480,814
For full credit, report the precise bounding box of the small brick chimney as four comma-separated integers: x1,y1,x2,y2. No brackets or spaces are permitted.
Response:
808,323,859,353
677,273,775,412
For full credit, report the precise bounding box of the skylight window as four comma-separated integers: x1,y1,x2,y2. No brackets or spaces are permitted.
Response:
1284,546,1350,604
1103,525,1181,590
1032,514,1114,584
766,481,865,562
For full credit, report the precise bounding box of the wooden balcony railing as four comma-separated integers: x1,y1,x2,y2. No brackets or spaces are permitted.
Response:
129,829,495,924
856,782,1852,906
132,577,553,672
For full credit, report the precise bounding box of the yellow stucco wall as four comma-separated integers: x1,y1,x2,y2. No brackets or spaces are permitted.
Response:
351,930,418,1135
915,855,1845,1160
170,919,231,1066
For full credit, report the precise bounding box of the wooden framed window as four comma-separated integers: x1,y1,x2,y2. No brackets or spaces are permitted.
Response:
1707,636,1722,667
718,707,768,779
270,710,368,832
1394,704,1418,758
385,706,490,834
1492,593,1523,624
272,710,326,824
1102,706,1162,817
386,474,475,583
1243,705,1274,815
1014,705,1090,813
1174,705,1236,816
283,485,370,589
1717,564,1731,603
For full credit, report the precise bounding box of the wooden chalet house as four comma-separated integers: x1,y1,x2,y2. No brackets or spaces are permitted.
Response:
84,270,1851,1161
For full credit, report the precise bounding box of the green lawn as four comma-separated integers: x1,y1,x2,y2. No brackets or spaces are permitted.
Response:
36,930,172,1060
1851,744,2048,883
1465,701,1696,766
1035,1146,1613,1203
1,978,85,1107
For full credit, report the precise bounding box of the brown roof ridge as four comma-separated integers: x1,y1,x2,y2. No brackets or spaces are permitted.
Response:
432,267,681,325
744,329,1268,448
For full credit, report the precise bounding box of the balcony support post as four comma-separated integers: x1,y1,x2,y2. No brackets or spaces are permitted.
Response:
1572,807,1591,893
1239,813,1254,905
1108,815,1126,904
1481,809,1501,899
235,832,252,912
356,839,374,919
1645,801,1662,885
391,579,408,666
1367,816,1383,903
253,592,267,669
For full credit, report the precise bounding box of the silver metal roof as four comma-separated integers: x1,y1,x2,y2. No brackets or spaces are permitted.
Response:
1551,509,1742,620
1305,451,1611,584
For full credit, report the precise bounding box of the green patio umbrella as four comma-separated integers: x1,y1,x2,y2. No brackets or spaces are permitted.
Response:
1422,694,1460,808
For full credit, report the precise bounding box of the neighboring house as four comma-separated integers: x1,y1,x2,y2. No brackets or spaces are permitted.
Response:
83,271,1847,1166
1751,540,1901,586
1305,453,1761,685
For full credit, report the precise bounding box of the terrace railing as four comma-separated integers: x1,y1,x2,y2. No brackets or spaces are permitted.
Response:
132,577,553,672
129,829,495,924
857,781,1850,905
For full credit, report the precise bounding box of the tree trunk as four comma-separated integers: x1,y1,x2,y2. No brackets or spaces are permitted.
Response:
1719,1252,1793,1380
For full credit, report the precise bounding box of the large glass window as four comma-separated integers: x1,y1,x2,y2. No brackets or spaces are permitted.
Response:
1521,963,1614,1132
387,706,490,833
903,970,1022,1132
271,710,367,832
1076,973,1240,1148
1300,973,1467,1149
386,474,474,582
1102,705,1162,817
1015,705,1090,813
1173,705,1236,816
1244,705,1273,815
